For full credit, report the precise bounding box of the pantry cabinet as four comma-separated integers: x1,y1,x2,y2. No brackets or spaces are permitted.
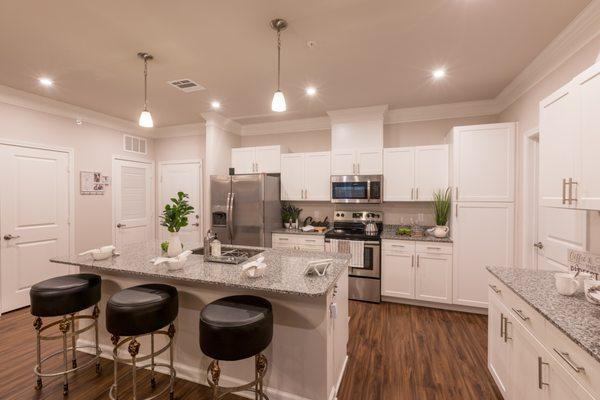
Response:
231,145,282,174
332,148,382,175
281,152,330,201
383,145,448,202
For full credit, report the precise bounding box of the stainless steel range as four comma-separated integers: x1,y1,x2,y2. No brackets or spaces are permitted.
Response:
325,210,383,303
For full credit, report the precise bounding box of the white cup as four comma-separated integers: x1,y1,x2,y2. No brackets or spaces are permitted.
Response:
555,273,580,296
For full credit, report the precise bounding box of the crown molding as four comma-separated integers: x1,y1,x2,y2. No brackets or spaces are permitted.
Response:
385,99,500,124
201,112,242,136
327,104,389,124
241,116,330,136
496,0,600,112
0,84,156,138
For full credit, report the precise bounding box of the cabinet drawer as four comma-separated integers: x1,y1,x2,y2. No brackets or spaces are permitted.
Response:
505,287,546,342
297,237,324,246
382,240,415,253
546,321,600,398
415,242,452,255
487,275,508,303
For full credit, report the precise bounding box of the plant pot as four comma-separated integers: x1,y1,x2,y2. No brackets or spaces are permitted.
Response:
284,222,291,229
167,232,183,257
432,225,449,238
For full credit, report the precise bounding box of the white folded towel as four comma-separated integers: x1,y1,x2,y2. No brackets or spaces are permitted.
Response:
349,241,365,268
242,256,267,278
151,250,192,266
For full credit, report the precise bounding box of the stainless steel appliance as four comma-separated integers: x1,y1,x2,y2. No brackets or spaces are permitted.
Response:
325,210,383,303
210,173,281,247
331,175,382,204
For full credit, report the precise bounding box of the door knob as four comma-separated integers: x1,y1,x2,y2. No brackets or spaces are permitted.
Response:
534,242,544,249
3,234,21,240
116,223,126,228
193,223,200,227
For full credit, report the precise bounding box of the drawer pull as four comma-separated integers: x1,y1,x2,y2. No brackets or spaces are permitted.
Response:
426,246,441,250
500,313,504,338
305,239,316,243
488,284,501,294
503,319,511,343
538,357,549,389
278,238,289,241
391,244,405,248
512,308,529,321
553,349,585,373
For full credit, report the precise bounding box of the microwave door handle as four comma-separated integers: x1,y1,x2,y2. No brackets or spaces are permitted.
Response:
367,180,371,202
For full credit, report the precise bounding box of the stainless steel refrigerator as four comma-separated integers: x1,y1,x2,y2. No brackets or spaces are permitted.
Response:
210,173,281,247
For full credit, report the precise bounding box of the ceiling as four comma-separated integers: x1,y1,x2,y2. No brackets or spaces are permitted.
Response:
0,0,591,127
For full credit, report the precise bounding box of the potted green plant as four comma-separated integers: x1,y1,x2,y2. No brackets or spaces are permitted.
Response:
160,191,195,257
281,202,293,228
432,188,451,238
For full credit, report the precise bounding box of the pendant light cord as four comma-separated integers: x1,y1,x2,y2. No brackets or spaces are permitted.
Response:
143,58,149,111
277,30,281,91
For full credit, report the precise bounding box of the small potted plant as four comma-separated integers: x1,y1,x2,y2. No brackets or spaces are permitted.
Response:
289,204,302,229
281,202,293,228
432,188,451,238
160,191,195,257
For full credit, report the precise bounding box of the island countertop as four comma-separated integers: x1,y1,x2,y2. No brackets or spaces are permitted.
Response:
51,241,350,297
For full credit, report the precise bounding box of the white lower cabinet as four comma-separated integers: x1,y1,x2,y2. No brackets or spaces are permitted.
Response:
488,274,597,400
381,240,452,304
272,233,325,251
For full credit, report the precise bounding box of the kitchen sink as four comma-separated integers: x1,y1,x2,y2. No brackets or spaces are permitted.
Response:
192,246,264,264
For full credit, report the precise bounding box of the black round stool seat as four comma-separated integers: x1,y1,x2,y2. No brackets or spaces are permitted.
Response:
106,284,178,337
30,274,101,317
200,295,273,361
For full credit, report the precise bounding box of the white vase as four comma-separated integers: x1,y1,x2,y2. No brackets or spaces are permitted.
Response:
432,225,449,238
167,232,182,257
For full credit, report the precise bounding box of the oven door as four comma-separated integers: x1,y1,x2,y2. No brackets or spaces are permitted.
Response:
349,241,380,278
331,178,369,203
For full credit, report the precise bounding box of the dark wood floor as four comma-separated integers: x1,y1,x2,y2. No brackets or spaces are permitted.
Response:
0,301,501,400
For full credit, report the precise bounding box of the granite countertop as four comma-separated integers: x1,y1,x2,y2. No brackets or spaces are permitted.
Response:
51,241,350,297
380,225,453,243
272,228,330,236
487,267,600,363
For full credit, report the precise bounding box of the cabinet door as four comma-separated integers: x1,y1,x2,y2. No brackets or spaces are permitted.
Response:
488,290,511,399
509,318,543,400
356,148,383,175
545,350,596,400
305,152,331,201
414,145,449,201
280,154,305,201
453,202,514,308
383,148,414,201
539,84,579,208
453,124,515,202
576,63,600,210
381,250,415,299
255,145,281,173
231,147,256,174
415,253,452,304
331,149,356,175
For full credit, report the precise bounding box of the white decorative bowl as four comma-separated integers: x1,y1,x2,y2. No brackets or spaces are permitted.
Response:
584,279,600,305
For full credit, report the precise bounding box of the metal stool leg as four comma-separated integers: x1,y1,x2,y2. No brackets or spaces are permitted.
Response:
168,323,176,400
129,338,140,400
150,333,156,389
71,313,77,369
111,335,120,400
59,317,71,395
34,317,43,390
94,306,102,374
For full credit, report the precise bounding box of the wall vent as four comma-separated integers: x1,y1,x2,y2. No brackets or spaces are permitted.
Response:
123,134,148,155
167,79,205,93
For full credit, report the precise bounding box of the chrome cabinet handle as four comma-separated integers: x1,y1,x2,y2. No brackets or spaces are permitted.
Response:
503,319,511,342
116,223,126,228
416,254,420,267
538,357,549,389
416,188,419,200
411,254,415,268
512,308,529,321
3,234,21,240
553,349,585,373
357,163,360,174
426,246,441,250
411,188,414,200
489,284,501,294
568,178,578,205
562,178,567,205
500,313,505,338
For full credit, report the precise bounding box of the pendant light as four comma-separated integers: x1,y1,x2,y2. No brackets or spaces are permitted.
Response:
270,19,288,112
137,52,154,128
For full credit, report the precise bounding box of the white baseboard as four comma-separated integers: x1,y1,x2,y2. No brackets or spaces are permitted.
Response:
381,297,488,315
78,339,315,400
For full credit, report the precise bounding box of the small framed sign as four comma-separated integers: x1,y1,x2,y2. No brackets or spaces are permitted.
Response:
80,171,104,195
568,249,600,275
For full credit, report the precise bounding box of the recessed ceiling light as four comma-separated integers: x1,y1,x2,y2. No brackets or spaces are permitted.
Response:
305,87,317,96
432,68,446,80
38,77,53,86
211,101,221,110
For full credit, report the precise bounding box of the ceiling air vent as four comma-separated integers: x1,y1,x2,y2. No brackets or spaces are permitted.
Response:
167,79,205,93
123,134,148,155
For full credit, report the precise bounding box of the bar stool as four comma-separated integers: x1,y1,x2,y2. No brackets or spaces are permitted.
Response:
200,295,273,400
29,273,102,395
106,284,178,400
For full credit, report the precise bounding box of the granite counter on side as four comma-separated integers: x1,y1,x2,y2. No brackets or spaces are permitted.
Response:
380,225,453,243
271,228,331,236
487,267,600,364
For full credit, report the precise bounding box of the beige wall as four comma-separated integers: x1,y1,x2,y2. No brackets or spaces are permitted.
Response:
241,130,331,152
0,101,155,253
155,135,205,162
498,35,600,265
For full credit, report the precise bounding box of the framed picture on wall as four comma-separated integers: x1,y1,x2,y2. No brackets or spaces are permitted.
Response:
80,171,104,195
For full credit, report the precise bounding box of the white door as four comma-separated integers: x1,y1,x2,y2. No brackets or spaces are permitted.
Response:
255,146,281,173
381,248,415,299
415,253,452,304
577,63,600,210
537,206,587,272
414,145,449,201
159,162,202,246
0,144,70,312
383,148,414,201
453,202,514,308
454,123,515,202
488,290,510,399
545,349,596,400
304,152,331,201
114,159,154,248
539,84,579,208
231,147,256,174
331,149,356,175
356,148,382,175
280,153,305,201
509,317,543,400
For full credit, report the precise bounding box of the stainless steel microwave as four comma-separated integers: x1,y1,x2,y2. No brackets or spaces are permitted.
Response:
331,175,382,204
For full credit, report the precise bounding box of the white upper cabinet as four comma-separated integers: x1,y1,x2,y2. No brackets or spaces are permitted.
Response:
383,145,448,202
450,123,515,202
231,145,282,174
331,148,382,175
281,152,331,201
540,61,600,210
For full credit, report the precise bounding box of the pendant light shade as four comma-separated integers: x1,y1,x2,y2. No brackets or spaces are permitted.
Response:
270,19,288,112
137,52,154,127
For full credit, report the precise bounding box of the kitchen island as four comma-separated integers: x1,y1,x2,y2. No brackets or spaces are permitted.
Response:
51,242,350,400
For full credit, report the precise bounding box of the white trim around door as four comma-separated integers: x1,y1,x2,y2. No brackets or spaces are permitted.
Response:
522,127,539,269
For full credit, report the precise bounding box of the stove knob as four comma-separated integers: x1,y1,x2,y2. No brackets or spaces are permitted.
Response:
336,213,340,217
340,213,345,217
